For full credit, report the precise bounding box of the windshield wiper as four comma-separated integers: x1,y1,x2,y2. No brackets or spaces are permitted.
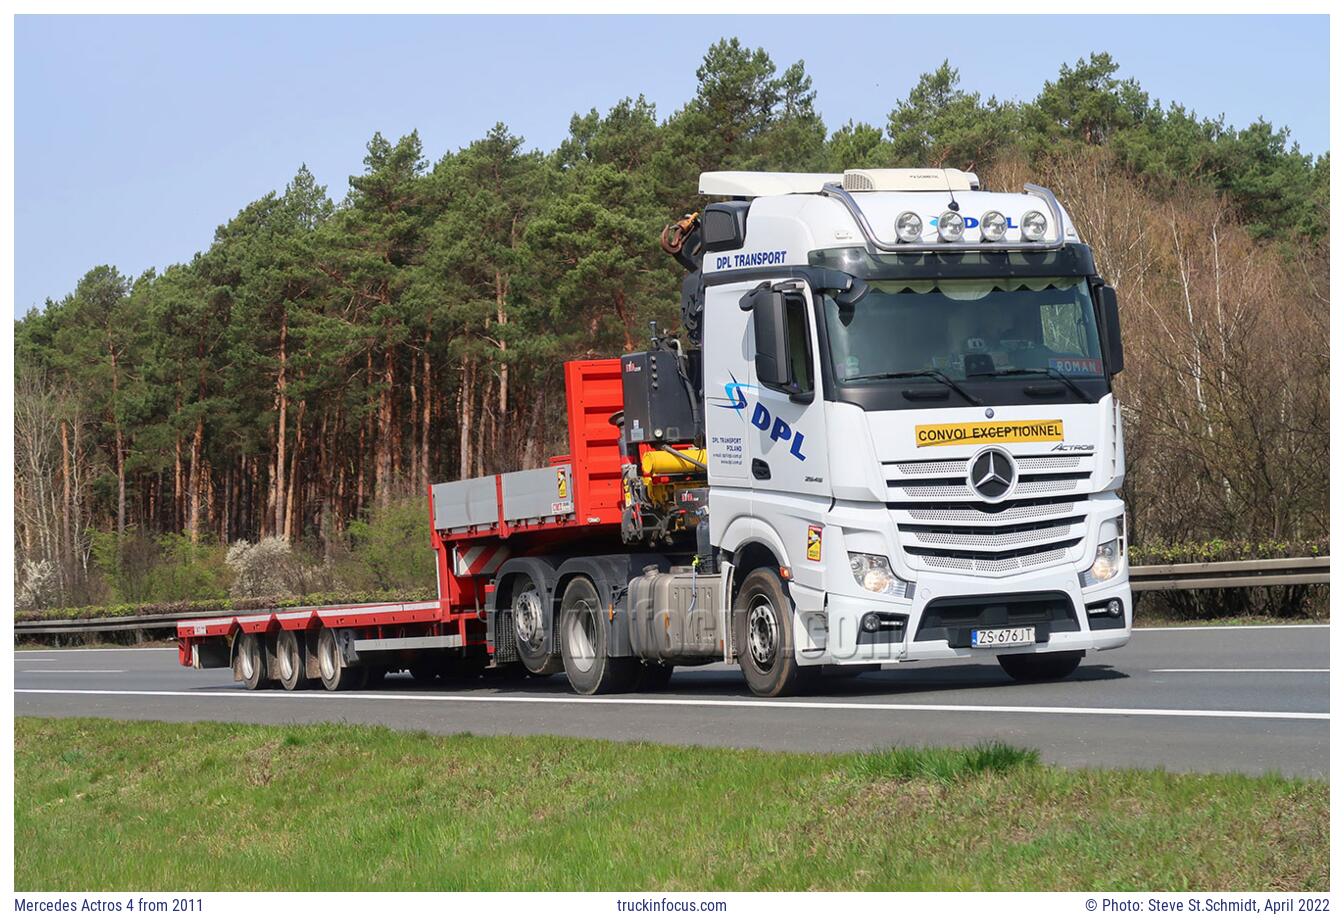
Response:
845,369,982,406
969,367,1091,401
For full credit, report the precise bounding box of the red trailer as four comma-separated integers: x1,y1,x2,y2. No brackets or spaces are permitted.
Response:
176,358,657,689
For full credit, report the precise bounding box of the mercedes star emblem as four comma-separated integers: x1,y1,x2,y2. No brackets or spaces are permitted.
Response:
969,448,1015,500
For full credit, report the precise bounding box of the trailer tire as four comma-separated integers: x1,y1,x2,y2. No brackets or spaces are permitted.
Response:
275,630,313,691
317,628,366,691
997,651,1083,682
559,576,636,695
237,632,273,691
509,573,562,676
734,567,802,697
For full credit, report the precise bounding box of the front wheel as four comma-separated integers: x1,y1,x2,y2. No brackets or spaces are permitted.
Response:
559,577,635,695
998,650,1084,682
733,567,802,697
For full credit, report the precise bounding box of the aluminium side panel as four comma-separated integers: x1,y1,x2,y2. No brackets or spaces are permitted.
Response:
500,464,574,523
431,476,499,531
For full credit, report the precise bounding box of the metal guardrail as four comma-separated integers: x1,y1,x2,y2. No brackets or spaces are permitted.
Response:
14,558,1329,638
1129,556,1330,592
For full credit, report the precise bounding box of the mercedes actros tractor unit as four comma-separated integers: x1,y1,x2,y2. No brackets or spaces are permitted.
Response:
177,168,1132,698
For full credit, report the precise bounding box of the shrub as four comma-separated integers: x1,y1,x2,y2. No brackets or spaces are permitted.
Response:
1131,537,1328,620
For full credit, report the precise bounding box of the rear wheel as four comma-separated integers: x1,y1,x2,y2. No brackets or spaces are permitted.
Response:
734,567,802,697
512,574,562,676
317,628,366,691
236,632,273,691
559,577,636,695
998,651,1083,682
276,630,313,691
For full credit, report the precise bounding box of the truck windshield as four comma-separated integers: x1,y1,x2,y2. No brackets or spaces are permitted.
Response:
822,277,1106,384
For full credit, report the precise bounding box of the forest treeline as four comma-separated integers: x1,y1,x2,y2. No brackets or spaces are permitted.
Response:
14,41,1330,608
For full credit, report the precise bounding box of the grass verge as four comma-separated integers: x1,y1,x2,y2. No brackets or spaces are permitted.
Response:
16,718,1327,891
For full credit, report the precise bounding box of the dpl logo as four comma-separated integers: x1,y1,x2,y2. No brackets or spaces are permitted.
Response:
750,403,807,460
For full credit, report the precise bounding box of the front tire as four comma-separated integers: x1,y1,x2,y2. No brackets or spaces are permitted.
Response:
559,577,636,695
733,567,802,697
998,650,1084,682
317,628,366,691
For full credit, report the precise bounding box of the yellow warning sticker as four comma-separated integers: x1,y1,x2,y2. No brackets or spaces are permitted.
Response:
806,525,822,562
556,469,569,499
914,419,1064,448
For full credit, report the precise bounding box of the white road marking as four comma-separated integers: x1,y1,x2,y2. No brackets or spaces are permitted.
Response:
1153,668,1329,673
14,658,57,661
14,687,1328,722
1135,624,1328,632
14,647,175,653
22,669,127,674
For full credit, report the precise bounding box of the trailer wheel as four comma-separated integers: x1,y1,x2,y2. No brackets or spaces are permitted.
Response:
275,630,313,691
316,628,365,692
236,632,273,691
998,651,1083,682
510,574,562,676
733,567,802,697
559,577,635,695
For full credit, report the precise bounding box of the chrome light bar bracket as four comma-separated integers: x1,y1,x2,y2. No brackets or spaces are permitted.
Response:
819,182,1068,255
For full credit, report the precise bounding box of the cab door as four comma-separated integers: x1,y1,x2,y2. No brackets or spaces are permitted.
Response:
742,281,831,503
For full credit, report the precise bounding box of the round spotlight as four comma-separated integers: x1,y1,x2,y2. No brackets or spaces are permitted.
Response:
936,210,965,242
895,211,924,243
1107,599,1122,617
860,611,883,633
980,210,1008,242
1021,210,1048,242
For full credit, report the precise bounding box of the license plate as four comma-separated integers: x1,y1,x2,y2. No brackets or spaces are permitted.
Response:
971,626,1037,648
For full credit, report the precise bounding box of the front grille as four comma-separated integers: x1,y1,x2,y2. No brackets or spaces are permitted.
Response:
889,472,1090,502
885,452,1095,574
889,455,1083,477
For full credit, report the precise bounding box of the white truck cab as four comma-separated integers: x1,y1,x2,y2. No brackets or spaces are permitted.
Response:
690,168,1131,692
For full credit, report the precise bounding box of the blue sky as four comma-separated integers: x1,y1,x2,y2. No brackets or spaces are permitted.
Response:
14,14,1329,316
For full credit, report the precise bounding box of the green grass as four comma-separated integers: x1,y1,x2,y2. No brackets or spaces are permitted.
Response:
14,718,1327,891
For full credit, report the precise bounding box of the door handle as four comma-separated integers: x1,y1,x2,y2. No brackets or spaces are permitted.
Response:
751,459,771,480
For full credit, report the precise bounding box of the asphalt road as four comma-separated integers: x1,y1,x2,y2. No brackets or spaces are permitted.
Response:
14,624,1329,778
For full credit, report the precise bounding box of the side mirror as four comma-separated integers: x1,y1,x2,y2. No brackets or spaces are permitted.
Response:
1099,285,1124,375
750,290,792,389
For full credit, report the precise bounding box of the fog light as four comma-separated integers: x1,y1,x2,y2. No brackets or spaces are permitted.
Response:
937,210,965,242
1107,599,1122,617
980,210,1007,241
1021,210,1048,241
895,211,924,243
860,611,883,633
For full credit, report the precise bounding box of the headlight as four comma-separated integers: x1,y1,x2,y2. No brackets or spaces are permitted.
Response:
895,211,923,243
1020,210,1048,241
849,553,912,598
936,210,965,242
1081,518,1126,587
980,210,1007,241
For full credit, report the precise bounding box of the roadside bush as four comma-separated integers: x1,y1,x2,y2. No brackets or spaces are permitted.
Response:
89,530,231,604
225,537,330,599
1131,537,1328,620
328,498,436,595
